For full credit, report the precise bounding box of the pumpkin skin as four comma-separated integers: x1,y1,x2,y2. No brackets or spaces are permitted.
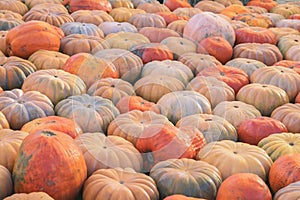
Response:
28,50,69,70
107,110,173,145
238,117,288,145
0,89,54,130
13,129,87,200
258,132,300,162
0,18,24,31
196,140,273,181
128,13,166,29
225,58,267,77
99,21,138,36
160,37,197,59
164,195,206,200
194,1,225,14
269,27,299,41
271,4,300,19
167,20,188,36
71,10,114,26
6,20,64,59
109,7,146,22
62,53,118,88
296,92,300,103
23,0,63,9
0,111,9,130
246,5,268,14
0,31,8,56
269,154,300,193
0,129,29,173
21,69,86,106
21,116,83,139
75,133,143,176
0,165,13,200
0,56,36,90
277,34,300,58
233,13,273,28
60,22,104,37
62,0,112,13
236,83,289,116
285,44,300,61
137,2,170,13
0,9,22,20
274,180,300,200
4,192,54,200
0,0,28,16
139,27,180,43
276,19,300,32
110,0,134,9
235,26,277,45
116,96,160,114
216,173,272,200
150,158,222,200
271,103,300,133
247,0,278,12
220,4,251,19
55,94,119,133
163,0,191,12
156,12,189,25
83,168,159,200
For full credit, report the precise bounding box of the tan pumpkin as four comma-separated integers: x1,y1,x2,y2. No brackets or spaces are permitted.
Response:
0,0,28,16
277,34,300,58
0,129,28,173
274,181,300,200
139,27,180,43
250,66,300,101
0,111,9,130
271,103,300,133
4,192,54,200
99,21,138,36
21,69,86,105
258,132,300,162
107,110,173,145
55,94,119,133
269,27,300,41
150,158,222,199
87,78,135,105
194,1,225,14
271,4,300,19
262,12,285,26
109,7,146,22
166,19,188,36
225,58,267,77
173,7,202,18
246,5,268,14
83,168,159,200
29,2,68,13
233,13,273,28
75,133,143,176
285,44,300,61
0,10,22,20
71,10,114,26
0,165,13,200
196,140,273,181
137,2,170,13
213,101,262,129
110,0,134,8
0,31,8,56
128,13,166,29
273,60,300,75
23,0,63,9
160,37,197,59
28,50,69,70
0,89,54,130
276,19,300,32
230,20,249,31
60,22,104,38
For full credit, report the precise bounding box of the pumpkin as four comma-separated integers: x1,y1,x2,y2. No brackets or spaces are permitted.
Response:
246,5,268,14
296,92,300,103
262,12,285,25
274,181,300,200
172,7,202,18
0,111,9,130
137,2,170,13
131,0,158,8
29,2,68,12
166,19,188,36
23,0,63,9
60,22,104,37
216,173,272,200
99,21,138,36
0,0,28,16
109,0,134,8
233,13,273,28
198,65,249,94
75,133,143,176
0,31,8,56
109,7,146,22
128,13,166,29
269,154,300,193
0,89,54,130
71,10,114,26
271,4,300,19
230,20,250,30
183,12,235,46
13,130,87,200
289,14,300,20
28,50,69,70
250,66,300,101
21,69,86,105
194,1,225,14
198,36,233,64
277,34,300,58
273,60,300,75
220,4,251,19
271,103,300,133
156,12,189,25
213,101,262,129
196,140,273,181
177,113,237,143
247,0,278,12
164,195,206,200
60,34,110,56
156,91,211,124
0,18,24,31
83,168,159,200
285,44,300,61
225,58,266,77
6,20,64,59
4,192,54,200
160,37,197,59
236,83,289,116
107,110,173,145
150,158,222,199
276,19,300,32
62,0,112,13
62,53,118,88
233,43,283,66
210,0,243,7
273,27,300,42
0,56,36,90
163,0,191,11
0,129,28,173
116,96,160,114
0,10,22,20
21,116,83,139
235,26,277,45
93,48,143,84
87,78,135,105
0,165,13,200
186,76,235,109
139,27,180,43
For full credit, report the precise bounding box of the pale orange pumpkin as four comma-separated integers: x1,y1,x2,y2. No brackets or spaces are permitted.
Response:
0,165,13,200
71,10,114,26
4,192,54,200
28,50,69,70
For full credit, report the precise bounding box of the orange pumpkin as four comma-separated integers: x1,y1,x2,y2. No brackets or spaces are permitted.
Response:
0,111,9,130
4,192,54,200
247,0,278,12
164,0,191,11
220,4,251,19
116,96,160,114
235,26,277,45
62,0,112,13
139,27,180,43
164,195,206,200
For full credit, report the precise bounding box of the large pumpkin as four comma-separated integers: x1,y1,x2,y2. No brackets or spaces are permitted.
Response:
0,165,13,200
13,129,87,200
150,158,222,200
6,20,64,59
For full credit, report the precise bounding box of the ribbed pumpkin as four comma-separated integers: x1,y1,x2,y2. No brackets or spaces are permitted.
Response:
246,5,268,14
271,4,300,19
62,53,118,88
176,114,237,143
262,12,284,26
109,7,146,22
6,20,64,59
55,94,119,133
71,10,114,25
216,173,272,200
167,19,188,36
0,129,29,173
20,116,83,139
236,83,289,116
163,0,191,12
150,158,222,200
28,2,68,12
83,168,159,200
60,22,104,37
0,0,28,16
156,12,189,25
0,89,54,130
128,13,166,29
13,129,87,200
137,2,170,13
247,0,278,12
277,34,300,58
0,56,36,90
196,140,273,181
172,7,202,18
0,10,22,20
160,37,197,59
75,133,143,176
21,69,86,105
139,27,180,43
0,111,9,130
285,44,300,61
164,195,206,200
269,27,300,41
28,50,69,70
269,154,300,193
4,192,54,200
271,103,300,133
233,13,273,28
194,1,225,14
0,165,13,200
0,18,24,31
99,21,137,36
107,110,172,145
62,0,112,13
0,31,8,56
235,26,277,45
23,0,63,9
273,181,300,200
225,58,266,77
116,96,160,114
220,4,251,19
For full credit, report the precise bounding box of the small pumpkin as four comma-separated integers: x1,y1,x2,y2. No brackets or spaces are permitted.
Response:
28,50,69,70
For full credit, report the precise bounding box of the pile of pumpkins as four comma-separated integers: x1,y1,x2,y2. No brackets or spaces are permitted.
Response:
1,0,300,199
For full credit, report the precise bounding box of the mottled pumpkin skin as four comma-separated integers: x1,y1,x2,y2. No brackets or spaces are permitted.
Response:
4,192,54,200
13,130,87,200
63,0,112,13
269,154,300,193
116,96,160,114
216,173,272,200
247,0,278,12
